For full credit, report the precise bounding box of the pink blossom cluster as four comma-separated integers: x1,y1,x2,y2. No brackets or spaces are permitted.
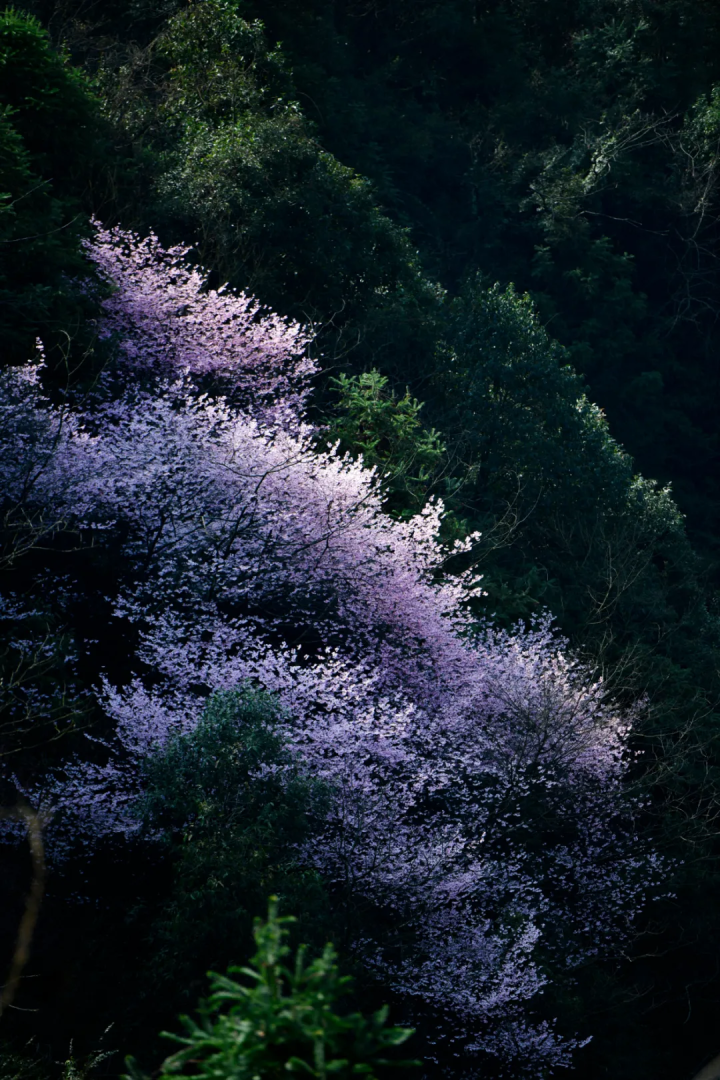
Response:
3,226,666,1074
84,222,316,424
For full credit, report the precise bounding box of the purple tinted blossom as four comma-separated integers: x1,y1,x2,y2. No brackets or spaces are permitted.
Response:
5,226,667,1074
84,222,315,425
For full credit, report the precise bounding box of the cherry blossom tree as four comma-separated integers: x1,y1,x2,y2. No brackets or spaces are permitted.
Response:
2,224,665,1075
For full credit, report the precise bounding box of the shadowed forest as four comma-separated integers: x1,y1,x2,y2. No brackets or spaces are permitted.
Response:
3,1,720,1077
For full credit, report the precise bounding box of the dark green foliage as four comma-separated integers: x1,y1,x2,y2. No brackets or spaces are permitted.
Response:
440,281,632,514
128,899,416,1080
429,280,688,626
137,690,330,1003
326,371,446,518
0,9,101,366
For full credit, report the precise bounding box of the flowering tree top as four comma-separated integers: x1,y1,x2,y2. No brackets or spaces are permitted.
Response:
85,221,316,424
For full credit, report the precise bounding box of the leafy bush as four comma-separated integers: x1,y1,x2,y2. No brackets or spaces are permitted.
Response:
127,899,417,1080
137,690,330,1000
326,371,446,519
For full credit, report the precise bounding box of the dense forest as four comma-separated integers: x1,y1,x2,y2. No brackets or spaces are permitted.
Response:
4,0,720,1076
